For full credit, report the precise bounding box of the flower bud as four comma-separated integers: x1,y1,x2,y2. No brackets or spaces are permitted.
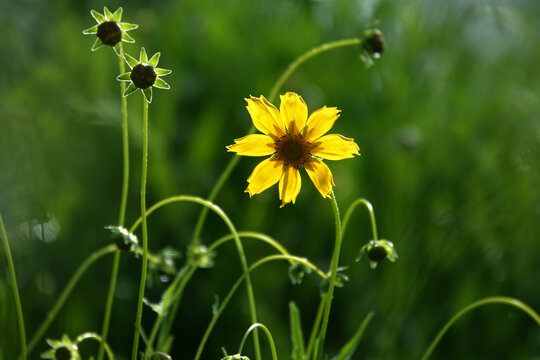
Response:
55,347,72,360
363,29,386,57
357,239,398,269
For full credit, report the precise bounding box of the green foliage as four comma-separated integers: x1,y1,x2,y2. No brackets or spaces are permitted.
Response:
1,0,540,359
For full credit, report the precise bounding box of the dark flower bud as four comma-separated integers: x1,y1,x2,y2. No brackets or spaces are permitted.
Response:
363,29,385,56
357,239,398,269
367,245,387,262
55,347,72,360
105,225,138,252
97,21,122,46
130,64,157,89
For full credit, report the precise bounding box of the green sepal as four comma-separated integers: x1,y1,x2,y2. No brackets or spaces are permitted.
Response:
155,68,172,76
334,312,374,360
112,7,123,22
40,348,55,359
113,43,121,56
148,52,161,67
91,9,105,23
289,302,305,360
142,87,153,103
82,24,98,34
123,82,139,97
122,31,135,43
153,77,170,90
124,53,140,69
120,22,139,31
117,72,132,81
103,7,114,20
140,47,149,64
91,38,103,51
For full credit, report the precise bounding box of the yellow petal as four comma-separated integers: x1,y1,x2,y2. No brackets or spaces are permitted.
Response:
227,134,276,157
246,96,286,138
310,134,360,160
245,157,284,197
304,158,335,198
279,165,302,207
304,106,341,142
280,92,308,135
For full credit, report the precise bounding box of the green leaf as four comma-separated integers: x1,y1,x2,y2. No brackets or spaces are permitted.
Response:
123,82,138,97
103,7,114,20
122,31,135,43
124,53,139,69
143,87,153,103
82,25,98,35
117,72,132,81
155,68,172,76
333,312,374,360
120,22,139,31
289,302,305,360
140,47,149,63
148,52,161,67
90,9,105,24
112,7,123,22
153,77,170,90
91,38,103,51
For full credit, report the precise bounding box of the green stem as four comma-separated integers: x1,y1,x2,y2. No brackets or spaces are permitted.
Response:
98,42,130,360
1,213,26,360
26,245,117,355
341,198,378,240
317,190,343,359
305,294,327,360
195,255,325,360
189,37,362,255
76,332,115,360
421,296,540,360
238,323,278,360
131,96,150,360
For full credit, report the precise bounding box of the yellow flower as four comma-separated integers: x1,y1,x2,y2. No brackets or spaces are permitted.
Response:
227,92,359,207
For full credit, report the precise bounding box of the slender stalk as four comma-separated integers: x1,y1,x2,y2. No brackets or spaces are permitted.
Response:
305,295,327,360
316,190,343,359
77,332,115,360
189,37,363,251
98,42,130,360
131,96,150,360
341,198,378,240
1,212,26,360
26,245,117,355
238,323,278,360
195,255,326,360
421,296,540,360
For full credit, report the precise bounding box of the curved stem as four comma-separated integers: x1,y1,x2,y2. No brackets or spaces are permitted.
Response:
1,213,26,360
77,332,115,360
26,245,117,355
131,96,150,360
189,37,363,259
195,254,326,360
238,323,278,360
421,296,540,360
98,42,130,360
341,198,378,241
317,191,343,359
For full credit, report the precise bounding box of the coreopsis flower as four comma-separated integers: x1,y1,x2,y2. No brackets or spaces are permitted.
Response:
227,92,359,207
117,47,172,103
82,7,138,55
40,335,80,360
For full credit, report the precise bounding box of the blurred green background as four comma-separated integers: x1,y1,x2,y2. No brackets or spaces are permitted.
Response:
1,0,540,359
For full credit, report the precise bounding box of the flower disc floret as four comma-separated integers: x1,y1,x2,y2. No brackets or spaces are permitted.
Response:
227,92,360,207
97,21,122,46
130,64,157,89
82,7,139,55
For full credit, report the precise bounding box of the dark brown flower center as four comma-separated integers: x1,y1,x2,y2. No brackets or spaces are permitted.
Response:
367,246,387,262
55,346,72,360
275,134,311,168
97,21,122,46
130,64,157,89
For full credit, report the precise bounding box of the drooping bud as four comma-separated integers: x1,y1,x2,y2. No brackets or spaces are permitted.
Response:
357,239,398,269
363,29,386,57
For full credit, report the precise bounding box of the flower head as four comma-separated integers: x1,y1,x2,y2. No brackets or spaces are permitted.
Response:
117,47,172,103
227,92,359,207
82,7,138,55
40,335,80,360
357,239,398,269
